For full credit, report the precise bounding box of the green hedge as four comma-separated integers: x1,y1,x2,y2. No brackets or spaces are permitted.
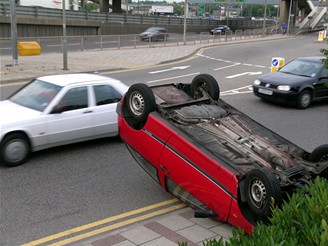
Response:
203,177,328,246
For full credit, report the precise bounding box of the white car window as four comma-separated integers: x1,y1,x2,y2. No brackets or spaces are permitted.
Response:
10,79,61,112
94,84,122,106
57,87,88,112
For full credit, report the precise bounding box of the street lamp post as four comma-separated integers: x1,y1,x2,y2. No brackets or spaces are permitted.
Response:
10,0,18,66
62,0,68,70
287,0,293,35
263,0,267,31
183,0,188,45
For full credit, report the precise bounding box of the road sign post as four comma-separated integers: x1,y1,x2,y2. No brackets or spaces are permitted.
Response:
271,57,285,72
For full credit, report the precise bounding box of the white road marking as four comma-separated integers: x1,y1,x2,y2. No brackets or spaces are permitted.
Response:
149,66,190,74
198,54,270,69
226,71,262,79
221,85,253,96
214,63,240,71
147,72,200,84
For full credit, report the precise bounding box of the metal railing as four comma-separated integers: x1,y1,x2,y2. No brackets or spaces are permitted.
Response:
0,4,274,28
0,28,277,57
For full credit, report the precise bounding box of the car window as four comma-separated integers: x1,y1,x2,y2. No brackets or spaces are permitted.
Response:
280,59,322,77
320,68,328,77
94,84,122,106
10,79,62,112
57,86,88,112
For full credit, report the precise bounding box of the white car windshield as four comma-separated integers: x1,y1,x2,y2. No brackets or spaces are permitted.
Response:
280,59,322,78
10,79,62,112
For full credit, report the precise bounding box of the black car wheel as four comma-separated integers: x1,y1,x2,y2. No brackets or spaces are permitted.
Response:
0,133,31,167
244,168,282,217
123,83,156,130
309,144,328,162
309,144,328,179
296,90,312,109
190,74,220,100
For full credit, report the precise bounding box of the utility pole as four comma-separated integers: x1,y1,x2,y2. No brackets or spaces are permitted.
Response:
287,0,293,35
62,0,68,70
263,0,267,31
183,0,188,45
10,0,18,66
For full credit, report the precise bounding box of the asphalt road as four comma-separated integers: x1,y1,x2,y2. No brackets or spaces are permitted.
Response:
0,34,327,245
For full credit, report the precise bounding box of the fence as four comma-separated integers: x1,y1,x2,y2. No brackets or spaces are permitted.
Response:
0,4,274,30
0,28,276,56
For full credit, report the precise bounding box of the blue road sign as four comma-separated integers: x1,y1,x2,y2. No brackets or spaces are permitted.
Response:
272,59,278,66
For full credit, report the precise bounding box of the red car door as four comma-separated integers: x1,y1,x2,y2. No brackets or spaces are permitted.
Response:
158,133,237,222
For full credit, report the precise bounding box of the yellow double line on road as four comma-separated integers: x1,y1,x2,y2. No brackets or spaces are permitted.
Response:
22,198,185,246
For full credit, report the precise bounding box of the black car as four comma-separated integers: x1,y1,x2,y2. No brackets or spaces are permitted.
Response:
252,56,328,109
139,27,168,42
210,25,230,35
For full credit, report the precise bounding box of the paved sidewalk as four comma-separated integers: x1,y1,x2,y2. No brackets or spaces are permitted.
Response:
0,34,289,84
5,34,290,246
75,207,233,246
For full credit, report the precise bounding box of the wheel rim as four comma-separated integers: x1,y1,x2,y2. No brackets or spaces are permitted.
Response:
250,179,267,209
300,93,311,108
195,82,207,97
4,139,28,163
318,154,328,162
129,91,145,116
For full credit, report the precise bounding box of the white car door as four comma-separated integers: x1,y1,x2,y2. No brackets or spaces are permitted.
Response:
89,84,123,137
44,85,94,146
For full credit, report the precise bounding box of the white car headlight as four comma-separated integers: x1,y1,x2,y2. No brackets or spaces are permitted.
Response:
253,79,261,85
277,85,291,91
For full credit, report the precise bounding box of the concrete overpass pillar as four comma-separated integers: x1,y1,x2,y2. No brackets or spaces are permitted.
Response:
280,0,291,27
299,7,305,20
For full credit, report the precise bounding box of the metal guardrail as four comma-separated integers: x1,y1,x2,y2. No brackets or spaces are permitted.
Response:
0,4,216,25
0,4,274,28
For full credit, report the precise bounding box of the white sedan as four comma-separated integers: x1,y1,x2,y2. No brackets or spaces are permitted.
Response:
0,73,129,167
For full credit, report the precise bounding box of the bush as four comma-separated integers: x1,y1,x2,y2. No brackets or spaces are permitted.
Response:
320,38,328,69
203,177,328,246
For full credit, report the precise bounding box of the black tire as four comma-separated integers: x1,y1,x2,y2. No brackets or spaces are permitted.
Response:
0,133,31,167
190,74,220,100
296,90,312,109
309,144,328,162
123,83,156,129
244,168,282,217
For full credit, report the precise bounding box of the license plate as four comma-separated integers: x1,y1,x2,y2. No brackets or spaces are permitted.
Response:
258,88,273,95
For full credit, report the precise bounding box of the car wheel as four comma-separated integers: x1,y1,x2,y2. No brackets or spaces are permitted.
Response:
0,133,31,167
244,168,282,217
296,90,312,109
190,74,220,100
123,83,156,130
309,144,328,179
309,144,328,162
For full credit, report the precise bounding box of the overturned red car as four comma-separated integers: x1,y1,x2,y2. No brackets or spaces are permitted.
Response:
116,74,328,233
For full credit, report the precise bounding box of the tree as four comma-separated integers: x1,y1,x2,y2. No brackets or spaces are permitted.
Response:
84,2,99,12
320,39,328,69
173,2,184,16
241,4,277,18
